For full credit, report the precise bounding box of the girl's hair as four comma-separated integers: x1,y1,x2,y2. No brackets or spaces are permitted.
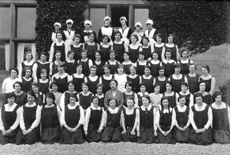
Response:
114,31,122,37
97,83,103,89
81,82,90,88
13,81,22,89
90,65,97,71
142,36,149,43
103,64,111,70
189,63,197,70
194,92,204,101
50,81,58,89
45,92,56,102
74,34,81,40
76,62,83,68
168,33,174,38
139,82,147,88
159,66,165,71
109,50,116,55
56,31,64,38
9,67,19,75
95,50,102,56
116,63,124,71
81,49,87,54
67,81,75,87
178,95,186,102
123,51,130,56
126,96,134,103
155,33,162,40
161,96,170,110
31,82,39,88
131,33,139,41
142,95,150,101
108,97,118,106
129,65,136,70
165,49,172,54
202,65,210,73
101,35,111,43
212,91,222,101
110,79,118,86
67,50,74,56
181,82,188,87
69,94,78,102
88,32,95,37
139,51,145,56
144,65,151,70
55,50,62,55
199,81,206,87
152,52,159,57
173,63,181,69
154,83,161,89
91,95,99,103
24,51,34,60
27,91,36,98
165,81,173,90
7,92,15,99
40,69,47,75
125,81,133,89
40,51,48,58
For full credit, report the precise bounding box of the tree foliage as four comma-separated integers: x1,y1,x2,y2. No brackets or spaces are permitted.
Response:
35,0,88,54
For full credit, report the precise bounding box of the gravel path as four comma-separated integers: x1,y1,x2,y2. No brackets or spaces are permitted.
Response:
0,142,229,155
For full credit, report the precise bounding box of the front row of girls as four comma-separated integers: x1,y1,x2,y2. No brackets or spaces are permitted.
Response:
1,87,230,145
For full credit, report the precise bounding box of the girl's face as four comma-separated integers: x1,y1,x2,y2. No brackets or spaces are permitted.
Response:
144,68,150,75
85,24,91,30
168,36,173,43
182,51,188,58
76,65,83,73
123,54,129,61
104,67,110,74
215,95,222,103
95,52,101,60
159,69,164,76
131,36,137,44
120,19,126,25
152,53,158,60
135,26,141,32
109,99,116,109
41,73,47,79
146,24,152,29
68,53,74,59
199,83,206,91
68,83,75,92
174,67,181,74
166,52,171,59
115,33,121,41
82,85,89,92
162,99,169,108
54,25,60,31
154,86,160,93
110,53,115,60
110,81,117,90
57,33,62,40
201,68,208,75
140,85,146,92
117,67,124,74
25,53,32,61
181,85,188,92
74,37,80,43
25,69,32,77
179,98,186,106
81,52,87,59
58,66,64,73
126,99,134,108
46,97,53,105
130,67,136,75
55,53,61,60
139,54,144,60
126,84,132,92
7,97,15,105
142,97,150,107
166,83,172,92
89,34,94,41
32,85,38,93
189,65,196,73
92,98,99,105
10,70,17,78
90,68,96,75
67,23,72,29
69,97,76,104
40,54,47,62
102,37,108,44
142,39,149,46
104,20,110,26
156,36,162,43
195,96,203,104
14,83,21,91
27,94,34,103
52,84,58,92
97,86,103,94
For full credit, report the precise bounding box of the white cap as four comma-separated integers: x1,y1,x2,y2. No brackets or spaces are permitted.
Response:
146,19,153,25
54,22,61,28
120,16,127,22
103,16,111,22
84,20,92,26
135,22,142,28
66,19,73,24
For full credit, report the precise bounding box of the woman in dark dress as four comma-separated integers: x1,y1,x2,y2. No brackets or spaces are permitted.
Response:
85,65,100,95
16,91,41,145
77,50,93,76
60,94,85,144
64,50,77,76
128,34,142,63
70,34,83,62
40,92,61,144
100,64,114,94
100,35,112,62
153,66,167,94
93,51,105,77
162,81,179,108
13,82,27,107
21,68,33,93
186,64,200,94
84,32,99,62
161,49,176,78
0,93,20,144
113,31,126,63
36,52,50,79
77,82,93,112
141,66,154,94
72,63,85,93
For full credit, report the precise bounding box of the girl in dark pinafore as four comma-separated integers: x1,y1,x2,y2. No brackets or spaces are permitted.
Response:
64,50,77,76
40,92,61,144
77,50,93,76
141,66,154,93
16,91,41,145
100,64,114,94
106,50,120,75
122,52,133,75
153,66,167,94
93,51,105,77
135,52,148,76
148,52,161,78
77,82,93,112
60,94,85,144
72,63,85,93
142,37,153,60
84,32,99,62
153,33,165,62
0,93,20,145
162,81,179,109
178,49,193,75
128,34,142,63
38,69,49,95
101,98,123,142
36,52,50,80
70,34,83,62
161,49,176,78
127,65,141,93
113,31,126,63
100,35,111,62
85,65,100,95
84,96,105,142
163,34,179,62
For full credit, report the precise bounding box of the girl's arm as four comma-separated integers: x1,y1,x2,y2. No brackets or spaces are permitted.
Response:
49,63,53,78
189,94,194,108
29,105,41,131
60,105,71,130
59,93,66,111
203,106,213,130
88,59,93,68
98,108,106,132
73,106,85,131
1,79,6,93
172,108,178,128
120,110,126,133
134,93,139,108
161,47,166,61
19,107,26,131
49,42,55,62
155,109,164,134
56,106,62,127
84,107,91,134
32,63,38,83
0,108,4,131
189,107,198,130
132,108,140,132
18,63,23,79
9,107,22,131
210,77,216,95
176,45,179,60
167,108,175,133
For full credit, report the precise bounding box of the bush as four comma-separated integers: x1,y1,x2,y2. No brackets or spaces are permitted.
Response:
35,0,88,55
219,79,230,106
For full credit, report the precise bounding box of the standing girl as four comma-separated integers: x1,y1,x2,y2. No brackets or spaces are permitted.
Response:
21,68,33,93
195,82,212,105
98,16,115,44
127,65,140,93
51,22,61,42
142,37,153,60
148,52,161,78
49,51,63,76
63,19,75,48
65,50,77,76
118,16,132,45
31,82,45,106
100,64,114,94
93,51,105,77
141,66,154,94
113,31,127,63
77,50,93,76
163,81,179,108
135,52,148,76
186,64,200,94
13,82,27,107
35,52,50,80
153,33,165,61
144,19,156,46
84,33,99,62
70,34,83,62
178,49,193,75
163,34,179,62
161,49,176,78
133,22,144,44
178,82,194,108
100,35,112,62
85,65,100,95
72,63,85,93
50,82,62,107
38,69,49,95
80,20,97,43
77,82,93,111
149,84,163,109
128,34,142,63
106,50,120,75
122,52,133,75
114,64,127,93
153,66,167,94
123,81,139,108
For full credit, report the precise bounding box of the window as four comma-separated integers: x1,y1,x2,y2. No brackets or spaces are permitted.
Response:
0,6,10,38
0,41,10,70
134,8,149,32
17,7,36,39
90,8,106,34
111,6,129,27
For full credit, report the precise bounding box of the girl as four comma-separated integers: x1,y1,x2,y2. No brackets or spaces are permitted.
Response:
189,93,213,145
168,63,188,93
80,20,97,43
185,64,200,94
106,50,120,74
72,63,85,93
142,37,153,60
85,65,100,95
77,50,93,76
178,49,193,75
121,97,139,142
32,82,45,106
63,19,75,48
153,33,165,61
77,82,93,111
49,51,63,76
127,65,140,93
135,52,148,76
144,19,156,46
133,22,144,44
172,96,190,143
40,92,61,144
123,81,138,108
60,94,85,144
51,63,71,93
113,31,127,63
153,66,167,94
84,32,100,61
18,51,37,81
148,52,161,78
163,81,179,108
199,65,216,95
163,34,179,61
195,82,212,105
38,69,49,95
149,84,163,109
137,95,157,143
13,82,27,107
95,83,105,107
59,81,78,110
211,91,230,143
118,16,132,45
141,66,154,93
128,34,142,63
100,35,112,62
65,50,77,76
16,91,41,145
35,52,50,80
84,96,105,142
101,98,123,142
93,51,105,77
178,82,194,108
155,96,175,144
70,34,83,62
122,52,133,75
0,93,20,144
114,64,127,93
49,32,67,62
51,22,61,42
161,49,176,78
100,64,114,94
21,68,33,93
104,79,124,108
50,82,62,107
98,16,115,44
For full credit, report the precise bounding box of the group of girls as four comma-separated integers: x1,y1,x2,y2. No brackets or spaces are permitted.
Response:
1,16,229,145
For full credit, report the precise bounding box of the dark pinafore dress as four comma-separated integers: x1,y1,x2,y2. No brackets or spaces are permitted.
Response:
114,41,125,63
203,94,212,106
174,106,190,143
41,105,61,144
93,61,105,77
129,46,140,63
100,44,111,62
127,75,140,93
169,75,186,93
148,61,160,78
179,93,191,107
142,46,152,60
63,92,78,108
212,104,230,144
84,43,97,61
155,77,167,94
153,44,164,61
123,63,132,75
79,93,93,110
72,75,85,93
14,92,27,107
165,44,177,61
21,77,33,93
161,61,175,78
189,105,212,145
87,76,100,95
178,59,192,75
101,75,114,94
186,74,199,94
38,80,49,95
0,105,19,144
51,62,59,76
79,59,90,76
53,43,66,62
21,62,35,78
101,108,122,142
60,105,84,144
70,44,83,61
199,76,212,93
86,108,103,142
123,92,135,107
64,61,77,76
156,110,175,144
98,96,105,107
141,76,154,93
136,61,146,76
53,75,68,93
122,108,137,142
137,107,155,143
163,93,177,108
16,104,40,145
36,62,50,79
107,61,119,75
